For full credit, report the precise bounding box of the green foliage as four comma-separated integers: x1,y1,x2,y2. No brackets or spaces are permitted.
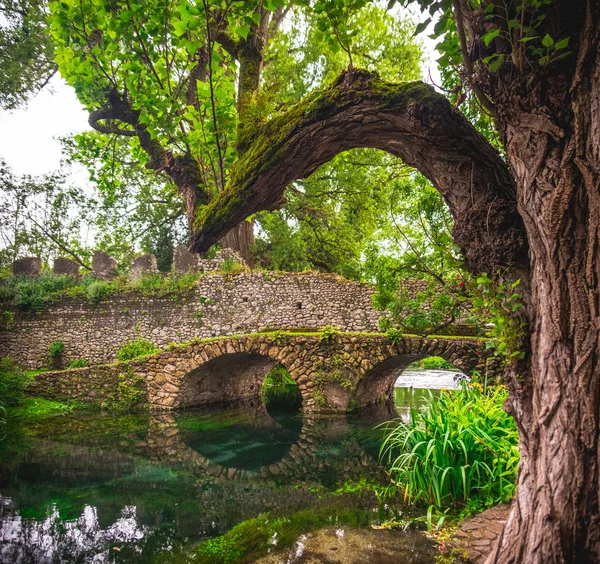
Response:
7,397,90,420
261,366,302,413
0,0,56,110
48,341,64,359
0,356,31,408
471,272,526,364
7,273,81,312
105,373,145,413
318,325,339,343
67,358,89,369
379,384,519,511
414,356,455,370
131,271,201,294
85,280,113,304
1,310,14,330
219,259,244,276
386,328,404,344
116,338,160,362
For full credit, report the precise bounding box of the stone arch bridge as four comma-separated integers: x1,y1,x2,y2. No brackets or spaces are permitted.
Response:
30,332,489,413
137,332,486,412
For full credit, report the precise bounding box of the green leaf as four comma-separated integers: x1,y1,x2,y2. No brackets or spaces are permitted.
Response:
414,18,431,36
236,24,251,40
554,37,569,50
482,28,501,47
541,34,554,47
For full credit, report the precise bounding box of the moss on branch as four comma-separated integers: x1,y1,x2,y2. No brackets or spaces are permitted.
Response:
192,69,436,249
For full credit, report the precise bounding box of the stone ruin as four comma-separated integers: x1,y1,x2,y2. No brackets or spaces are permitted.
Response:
91,250,119,280
13,257,42,277
173,245,246,274
130,253,159,281
53,257,80,277
13,247,247,280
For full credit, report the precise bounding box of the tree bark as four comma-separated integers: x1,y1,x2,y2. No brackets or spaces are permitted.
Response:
486,6,600,561
219,219,255,263
191,70,529,279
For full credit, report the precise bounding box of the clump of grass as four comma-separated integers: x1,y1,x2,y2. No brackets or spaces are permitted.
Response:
116,338,160,361
7,397,90,420
67,358,88,369
380,383,518,511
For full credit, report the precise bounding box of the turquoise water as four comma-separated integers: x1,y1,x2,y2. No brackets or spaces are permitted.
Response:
0,388,439,563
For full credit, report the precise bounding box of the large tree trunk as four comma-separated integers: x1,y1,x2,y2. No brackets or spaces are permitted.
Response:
219,219,255,263
488,13,600,561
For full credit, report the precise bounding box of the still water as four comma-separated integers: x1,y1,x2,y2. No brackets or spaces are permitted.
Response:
0,371,456,563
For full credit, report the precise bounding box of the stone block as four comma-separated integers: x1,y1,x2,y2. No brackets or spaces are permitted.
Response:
53,257,80,277
173,245,198,273
13,257,42,277
92,250,118,280
130,253,159,281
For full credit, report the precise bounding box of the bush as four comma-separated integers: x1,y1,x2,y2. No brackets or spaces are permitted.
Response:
49,341,64,358
261,366,302,413
417,356,455,370
86,280,112,304
220,258,244,275
0,356,31,407
9,273,80,312
380,383,519,511
116,338,160,361
67,358,88,369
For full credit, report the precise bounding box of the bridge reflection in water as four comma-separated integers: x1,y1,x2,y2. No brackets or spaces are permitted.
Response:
0,400,401,562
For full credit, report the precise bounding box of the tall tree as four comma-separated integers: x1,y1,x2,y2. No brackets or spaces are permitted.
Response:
50,0,600,560
176,2,599,562
49,0,299,261
0,0,56,109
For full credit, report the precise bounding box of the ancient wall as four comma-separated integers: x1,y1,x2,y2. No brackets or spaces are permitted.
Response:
1,272,383,368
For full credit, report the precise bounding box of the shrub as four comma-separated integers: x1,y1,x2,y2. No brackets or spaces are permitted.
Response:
116,338,160,361
86,280,112,304
0,356,31,407
10,273,80,312
261,366,302,413
49,341,64,358
220,258,244,275
67,358,88,369
380,384,519,511
48,340,65,368
417,356,455,370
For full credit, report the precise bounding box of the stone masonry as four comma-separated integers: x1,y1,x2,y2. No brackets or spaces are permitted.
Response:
28,332,486,413
1,272,476,369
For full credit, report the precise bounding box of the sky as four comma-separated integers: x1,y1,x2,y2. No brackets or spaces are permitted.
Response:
0,7,440,178
0,75,91,177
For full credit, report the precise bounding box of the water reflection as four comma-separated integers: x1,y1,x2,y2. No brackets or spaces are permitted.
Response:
0,376,452,563
0,403,393,563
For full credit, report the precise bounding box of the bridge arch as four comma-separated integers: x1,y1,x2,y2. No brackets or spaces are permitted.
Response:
156,336,310,410
351,339,482,407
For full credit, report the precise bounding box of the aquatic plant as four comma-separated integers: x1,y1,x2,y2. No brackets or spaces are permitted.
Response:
379,383,518,511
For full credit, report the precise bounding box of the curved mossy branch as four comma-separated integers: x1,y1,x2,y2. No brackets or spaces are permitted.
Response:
192,70,529,276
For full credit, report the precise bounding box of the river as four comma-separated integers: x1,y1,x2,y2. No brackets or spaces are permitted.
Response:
0,370,461,563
